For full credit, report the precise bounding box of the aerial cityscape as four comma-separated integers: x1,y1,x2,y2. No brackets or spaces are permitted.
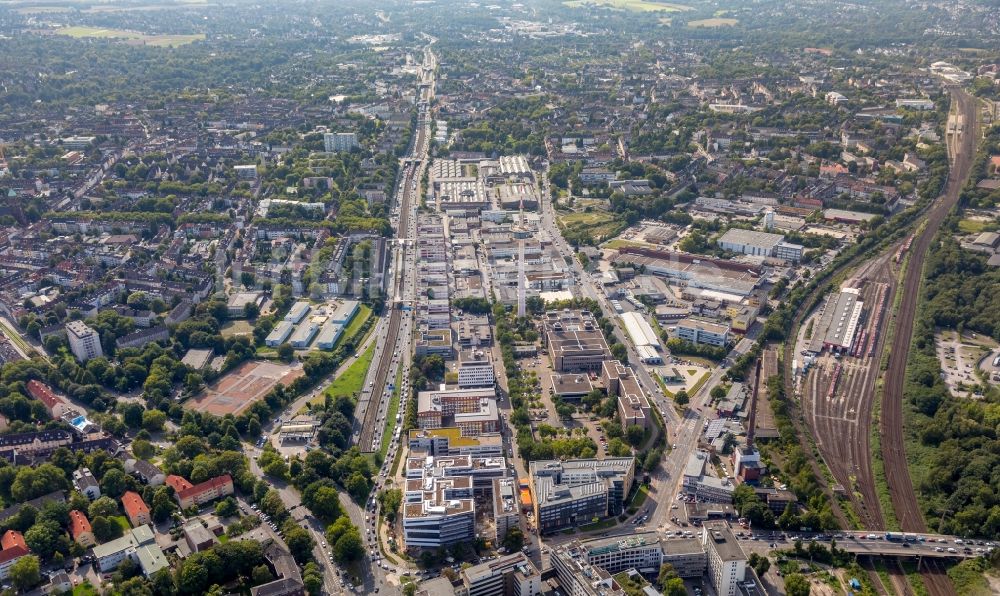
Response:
0,0,998,595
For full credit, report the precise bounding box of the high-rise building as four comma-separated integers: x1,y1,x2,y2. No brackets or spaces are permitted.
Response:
702,522,747,596
66,321,103,362
324,132,359,152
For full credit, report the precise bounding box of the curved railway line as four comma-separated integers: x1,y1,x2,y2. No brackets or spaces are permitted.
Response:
783,88,979,596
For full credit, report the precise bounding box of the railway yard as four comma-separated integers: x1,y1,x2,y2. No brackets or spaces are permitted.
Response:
785,88,982,596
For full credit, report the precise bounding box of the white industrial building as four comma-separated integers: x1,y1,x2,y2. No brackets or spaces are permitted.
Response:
265,321,295,347
717,228,803,262
619,311,661,351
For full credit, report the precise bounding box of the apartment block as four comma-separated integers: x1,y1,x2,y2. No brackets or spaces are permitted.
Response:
66,320,103,362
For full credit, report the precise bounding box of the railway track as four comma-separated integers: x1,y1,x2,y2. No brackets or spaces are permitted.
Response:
783,88,978,596
355,163,419,452
876,88,979,596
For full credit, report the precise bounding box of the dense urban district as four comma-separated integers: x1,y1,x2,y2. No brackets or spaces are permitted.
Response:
0,0,999,595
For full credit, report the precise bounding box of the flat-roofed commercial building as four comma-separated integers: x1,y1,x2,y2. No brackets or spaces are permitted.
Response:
574,532,665,575
405,454,507,494
458,349,496,388
602,360,653,433
407,428,503,458
541,310,611,372
703,522,747,596
807,287,863,353
458,551,542,596
673,317,731,347
402,475,475,549
717,228,784,257
417,387,499,436
491,477,520,543
530,458,635,534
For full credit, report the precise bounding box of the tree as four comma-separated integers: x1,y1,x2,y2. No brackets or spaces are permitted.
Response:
303,562,323,596
333,528,364,563
92,516,125,542
11,463,68,502
784,573,810,596
674,390,689,406
625,424,645,448
658,563,685,596
251,564,273,586
277,342,294,362
24,520,60,559
100,469,129,499
283,525,315,564
377,488,402,523
502,527,524,552
215,497,238,518
9,555,40,591
142,409,167,432
610,343,628,362
710,385,727,400
89,496,119,519
131,438,155,460
748,552,771,577
122,403,144,428
345,471,370,503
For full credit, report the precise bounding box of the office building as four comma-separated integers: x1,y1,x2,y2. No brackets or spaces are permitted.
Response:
324,132,359,152
602,360,653,433
550,539,624,596
402,474,475,549
458,349,496,388
673,318,731,347
572,533,665,575
530,458,635,534
417,387,499,436
492,477,520,543
66,321,103,362
405,454,507,494
541,310,612,372
407,428,503,458
458,552,542,596
702,522,747,596
662,538,710,578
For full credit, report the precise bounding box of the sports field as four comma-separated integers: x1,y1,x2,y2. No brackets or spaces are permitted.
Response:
563,0,692,12
54,26,204,47
187,360,304,416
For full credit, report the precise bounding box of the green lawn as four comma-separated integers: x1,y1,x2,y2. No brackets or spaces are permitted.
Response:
338,304,373,347
687,17,739,27
73,583,99,596
112,515,131,531
563,0,692,12
312,341,376,406
579,517,619,532
629,484,650,508
958,218,989,233
55,26,205,46
378,368,404,459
